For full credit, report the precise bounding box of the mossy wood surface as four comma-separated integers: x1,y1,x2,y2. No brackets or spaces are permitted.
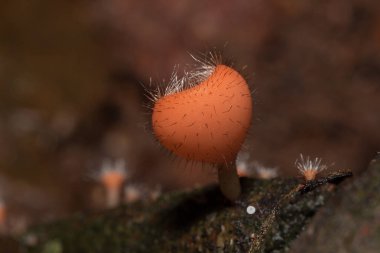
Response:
291,155,380,253
18,170,352,253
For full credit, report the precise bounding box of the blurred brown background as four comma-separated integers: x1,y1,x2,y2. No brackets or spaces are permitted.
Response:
0,0,379,233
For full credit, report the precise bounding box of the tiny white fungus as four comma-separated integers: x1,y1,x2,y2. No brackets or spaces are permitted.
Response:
246,205,256,215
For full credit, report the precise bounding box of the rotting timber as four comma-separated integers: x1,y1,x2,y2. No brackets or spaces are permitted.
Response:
20,171,352,253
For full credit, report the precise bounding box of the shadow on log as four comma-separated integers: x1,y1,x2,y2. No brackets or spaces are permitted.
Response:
15,169,352,253
291,155,380,253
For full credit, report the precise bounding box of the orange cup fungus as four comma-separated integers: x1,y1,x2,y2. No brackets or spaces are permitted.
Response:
150,55,253,201
152,65,252,163
101,170,126,192
97,159,127,208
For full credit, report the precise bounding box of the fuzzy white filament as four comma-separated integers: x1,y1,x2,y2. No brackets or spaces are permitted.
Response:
145,51,224,102
99,159,127,178
295,154,328,181
296,154,327,173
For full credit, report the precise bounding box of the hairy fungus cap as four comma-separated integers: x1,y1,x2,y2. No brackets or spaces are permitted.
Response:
99,161,127,191
101,171,126,191
296,154,327,181
152,64,252,163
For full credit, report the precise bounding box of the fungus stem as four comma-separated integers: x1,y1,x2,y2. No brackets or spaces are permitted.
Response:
218,161,241,201
106,187,120,208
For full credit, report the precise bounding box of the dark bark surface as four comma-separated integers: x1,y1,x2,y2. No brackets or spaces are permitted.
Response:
18,171,352,253
291,155,380,253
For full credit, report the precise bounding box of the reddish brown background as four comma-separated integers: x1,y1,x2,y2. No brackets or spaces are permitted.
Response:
0,0,379,231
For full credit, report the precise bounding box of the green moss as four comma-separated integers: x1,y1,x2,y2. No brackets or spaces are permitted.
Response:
41,239,62,253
